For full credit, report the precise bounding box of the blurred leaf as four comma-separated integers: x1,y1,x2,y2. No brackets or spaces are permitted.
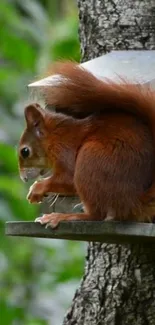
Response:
0,300,24,324
8,196,38,221
0,198,14,221
0,176,25,197
0,143,18,172
26,319,47,325
17,0,50,26
0,27,36,70
52,38,80,61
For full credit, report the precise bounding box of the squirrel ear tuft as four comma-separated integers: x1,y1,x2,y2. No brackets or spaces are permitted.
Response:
24,103,44,127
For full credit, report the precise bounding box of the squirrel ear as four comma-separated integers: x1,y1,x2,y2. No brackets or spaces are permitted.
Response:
24,103,44,125
24,103,45,136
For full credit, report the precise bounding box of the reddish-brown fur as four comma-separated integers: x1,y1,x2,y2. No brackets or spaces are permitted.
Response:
43,62,155,204
18,62,155,227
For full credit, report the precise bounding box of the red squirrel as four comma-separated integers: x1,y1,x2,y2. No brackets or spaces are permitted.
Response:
18,62,155,228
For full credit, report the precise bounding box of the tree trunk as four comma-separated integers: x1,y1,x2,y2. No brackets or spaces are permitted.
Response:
62,1,155,324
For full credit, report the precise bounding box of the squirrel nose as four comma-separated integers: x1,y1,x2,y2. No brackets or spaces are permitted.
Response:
20,172,28,183
21,175,28,183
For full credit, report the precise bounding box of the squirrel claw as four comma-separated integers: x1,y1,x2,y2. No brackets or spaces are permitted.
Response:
35,217,44,224
34,213,62,228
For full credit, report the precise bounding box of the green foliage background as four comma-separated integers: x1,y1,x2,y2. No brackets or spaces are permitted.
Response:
0,1,85,324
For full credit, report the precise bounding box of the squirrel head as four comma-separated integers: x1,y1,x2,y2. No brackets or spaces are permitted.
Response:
18,103,51,182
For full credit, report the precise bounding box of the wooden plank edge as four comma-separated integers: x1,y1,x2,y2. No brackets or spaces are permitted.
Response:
5,221,155,244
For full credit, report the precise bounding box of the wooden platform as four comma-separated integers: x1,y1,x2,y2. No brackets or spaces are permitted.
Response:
5,221,155,244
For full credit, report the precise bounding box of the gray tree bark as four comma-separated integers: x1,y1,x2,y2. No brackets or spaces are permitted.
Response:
62,1,155,324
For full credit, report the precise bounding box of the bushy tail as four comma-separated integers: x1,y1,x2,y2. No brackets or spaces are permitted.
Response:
40,61,155,203
41,61,155,122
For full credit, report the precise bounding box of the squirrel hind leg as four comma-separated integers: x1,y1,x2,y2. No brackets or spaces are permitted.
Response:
135,201,155,223
140,186,155,204
74,139,154,223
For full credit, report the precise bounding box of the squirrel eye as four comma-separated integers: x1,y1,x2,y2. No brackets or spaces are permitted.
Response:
20,147,30,159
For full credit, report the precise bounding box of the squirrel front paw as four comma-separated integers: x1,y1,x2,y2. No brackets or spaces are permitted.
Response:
35,213,61,228
27,181,48,204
